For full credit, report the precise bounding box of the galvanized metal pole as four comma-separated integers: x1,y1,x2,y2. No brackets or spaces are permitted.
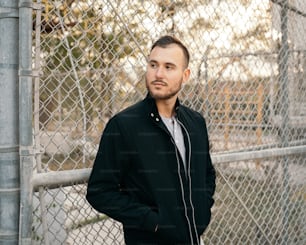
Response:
0,0,20,244
18,0,34,245
278,1,290,244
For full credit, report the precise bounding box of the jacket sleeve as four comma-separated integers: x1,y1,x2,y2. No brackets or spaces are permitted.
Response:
205,149,216,200
86,117,158,232
204,119,216,201
200,115,216,200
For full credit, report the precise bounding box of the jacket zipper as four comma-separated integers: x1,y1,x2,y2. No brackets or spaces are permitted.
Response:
153,113,199,244
172,137,194,244
177,118,200,245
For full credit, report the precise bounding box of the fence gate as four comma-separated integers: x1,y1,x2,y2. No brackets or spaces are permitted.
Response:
28,0,306,244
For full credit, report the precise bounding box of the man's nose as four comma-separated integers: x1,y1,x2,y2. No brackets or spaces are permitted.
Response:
155,67,165,78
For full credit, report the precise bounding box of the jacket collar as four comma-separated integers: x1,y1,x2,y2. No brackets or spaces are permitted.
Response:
145,93,181,118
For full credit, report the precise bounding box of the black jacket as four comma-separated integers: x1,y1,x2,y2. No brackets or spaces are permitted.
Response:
86,95,216,245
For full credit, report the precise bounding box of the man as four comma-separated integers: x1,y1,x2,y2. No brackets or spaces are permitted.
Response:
86,35,216,245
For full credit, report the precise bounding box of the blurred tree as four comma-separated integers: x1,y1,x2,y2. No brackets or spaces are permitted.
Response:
36,0,150,130
35,0,276,131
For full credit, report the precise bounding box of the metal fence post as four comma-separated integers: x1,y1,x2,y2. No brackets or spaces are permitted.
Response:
278,1,290,244
0,0,20,244
18,0,34,244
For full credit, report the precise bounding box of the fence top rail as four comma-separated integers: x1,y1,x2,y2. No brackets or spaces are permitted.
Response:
32,145,306,190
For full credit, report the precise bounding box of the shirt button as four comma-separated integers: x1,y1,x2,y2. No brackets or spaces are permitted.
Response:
151,113,154,117
155,118,160,122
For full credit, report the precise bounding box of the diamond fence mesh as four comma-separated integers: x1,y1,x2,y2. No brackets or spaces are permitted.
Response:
30,0,306,244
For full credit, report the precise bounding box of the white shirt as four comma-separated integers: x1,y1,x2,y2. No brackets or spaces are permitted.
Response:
161,115,186,172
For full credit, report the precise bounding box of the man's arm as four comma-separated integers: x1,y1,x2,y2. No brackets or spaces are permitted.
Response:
86,118,158,231
202,116,216,198
205,151,216,199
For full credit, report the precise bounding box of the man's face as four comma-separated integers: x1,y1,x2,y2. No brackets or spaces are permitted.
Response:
145,44,190,101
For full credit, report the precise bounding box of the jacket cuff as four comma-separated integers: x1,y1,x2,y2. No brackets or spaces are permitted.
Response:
141,211,159,232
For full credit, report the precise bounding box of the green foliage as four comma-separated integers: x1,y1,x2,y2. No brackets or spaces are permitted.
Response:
38,0,149,128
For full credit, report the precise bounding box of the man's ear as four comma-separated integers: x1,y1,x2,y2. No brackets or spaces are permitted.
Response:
183,68,191,83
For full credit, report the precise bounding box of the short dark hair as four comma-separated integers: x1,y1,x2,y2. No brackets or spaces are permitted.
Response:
151,35,190,68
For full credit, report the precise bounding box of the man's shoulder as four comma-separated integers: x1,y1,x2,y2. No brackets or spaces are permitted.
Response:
108,99,148,127
179,104,203,119
116,99,146,117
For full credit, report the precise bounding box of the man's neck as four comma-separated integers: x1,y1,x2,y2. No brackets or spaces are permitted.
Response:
155,97,177,118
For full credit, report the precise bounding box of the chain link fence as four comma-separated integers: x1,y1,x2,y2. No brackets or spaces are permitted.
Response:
29,0,306,244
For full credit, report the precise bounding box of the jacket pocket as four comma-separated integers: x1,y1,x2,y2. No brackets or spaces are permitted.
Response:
156,205,190,243
194,194,214,235
141,209,159,232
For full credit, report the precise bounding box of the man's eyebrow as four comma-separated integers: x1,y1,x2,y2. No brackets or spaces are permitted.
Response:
165,62,176,67
148,59,176,67
148,59,157,63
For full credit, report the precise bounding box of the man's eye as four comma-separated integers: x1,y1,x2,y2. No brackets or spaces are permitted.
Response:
166,65,173,70
150,63,157,68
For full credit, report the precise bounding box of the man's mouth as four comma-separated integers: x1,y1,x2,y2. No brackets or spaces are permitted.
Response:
151,80,167,86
